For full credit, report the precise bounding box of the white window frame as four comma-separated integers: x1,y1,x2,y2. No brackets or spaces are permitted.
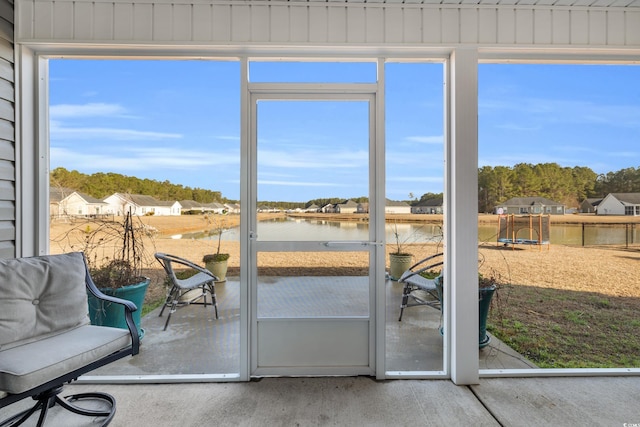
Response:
17,46,640,386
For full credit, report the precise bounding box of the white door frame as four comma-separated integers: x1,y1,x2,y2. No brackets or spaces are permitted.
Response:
244,81,384,377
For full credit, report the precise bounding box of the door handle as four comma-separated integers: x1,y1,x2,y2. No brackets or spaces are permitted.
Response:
324,241,382,247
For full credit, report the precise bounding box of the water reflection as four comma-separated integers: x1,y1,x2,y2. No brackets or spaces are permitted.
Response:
252,218,439,242
480,223,639,246
180,218,443,243
177,218,638,246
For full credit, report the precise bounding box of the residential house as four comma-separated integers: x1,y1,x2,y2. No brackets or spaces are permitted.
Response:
179,200,204,214
335,200,358,214
597,193,640,216
496,197,565,215
224,203,241,214
411,197,444,214
59,192,109,217
305,204,320,213
206,202,228,214
104,193,181,216
385,199,411,214
357,202,369,214
321,203,335,213
580,198,603,214
180,200,227,214
49,187,76,218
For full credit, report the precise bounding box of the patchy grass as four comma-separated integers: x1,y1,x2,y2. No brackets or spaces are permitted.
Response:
488,284,640,368
141,296,165,317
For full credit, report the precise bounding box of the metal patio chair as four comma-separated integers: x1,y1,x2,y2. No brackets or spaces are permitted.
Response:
0,252,139,426
398,252,444,321
154,252,219,330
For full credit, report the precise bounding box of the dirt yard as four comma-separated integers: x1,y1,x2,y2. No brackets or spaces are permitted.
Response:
49,212,640,302
49,212,640,367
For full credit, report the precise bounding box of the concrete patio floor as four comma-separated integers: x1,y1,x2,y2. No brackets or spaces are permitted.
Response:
3,276,638,426
4,376,639,426
90,275,534,377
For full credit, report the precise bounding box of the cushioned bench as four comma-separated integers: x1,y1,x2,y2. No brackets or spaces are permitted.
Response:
0,252,139,426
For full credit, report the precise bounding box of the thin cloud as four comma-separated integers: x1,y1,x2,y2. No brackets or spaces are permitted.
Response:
50,146,237,171
259,171,298,179
50,101,181,141
405,136,443,144
50,103,129,119
51,123,182,141
482,97,640,129
127,147,238,166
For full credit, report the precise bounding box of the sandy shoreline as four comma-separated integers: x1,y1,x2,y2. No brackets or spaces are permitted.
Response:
49,213,640,304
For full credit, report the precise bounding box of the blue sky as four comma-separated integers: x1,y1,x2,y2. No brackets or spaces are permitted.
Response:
49,60,639,203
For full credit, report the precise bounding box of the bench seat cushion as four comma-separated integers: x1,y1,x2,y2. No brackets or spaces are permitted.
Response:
0,324,131,394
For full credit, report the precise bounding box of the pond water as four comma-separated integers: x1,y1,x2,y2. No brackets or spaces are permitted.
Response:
177,217,639,246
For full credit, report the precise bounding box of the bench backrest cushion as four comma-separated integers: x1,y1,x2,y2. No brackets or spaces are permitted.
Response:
0,252,90,350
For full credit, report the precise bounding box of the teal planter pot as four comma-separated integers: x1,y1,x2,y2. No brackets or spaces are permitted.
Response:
435,281,497,348
88,278,150,339
479,285,497,348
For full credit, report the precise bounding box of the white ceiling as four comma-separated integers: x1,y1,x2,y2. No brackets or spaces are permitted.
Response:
243,0,640,8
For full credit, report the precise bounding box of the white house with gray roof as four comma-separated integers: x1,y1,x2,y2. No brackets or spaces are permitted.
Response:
412,197,444,214
496,197,565,215
59,192,109,217
335,200,359,214
50,189,109,218
180,200,227,214
580,198,603,214
597,193,640,216
104,193,181,216
385,199,411,214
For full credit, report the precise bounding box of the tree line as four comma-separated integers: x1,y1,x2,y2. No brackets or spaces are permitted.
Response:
52,163,640,212
478,163,640,213
50,167,225,204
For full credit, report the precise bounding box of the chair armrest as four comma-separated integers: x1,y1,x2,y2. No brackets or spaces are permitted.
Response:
400,253,444,282
83,256,140,355
155,252,218,281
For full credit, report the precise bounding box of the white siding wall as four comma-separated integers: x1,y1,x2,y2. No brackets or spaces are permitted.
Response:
152,206,173,216
16,1,640,49
597,195,625,215
0,0,13,258
62,193,86,216
385,206,411,214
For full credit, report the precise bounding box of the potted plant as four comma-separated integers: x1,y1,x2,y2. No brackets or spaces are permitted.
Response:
83,211,154,338
202,213,230,282
477,272,499,348
388,222,414,281
431,269,501,348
